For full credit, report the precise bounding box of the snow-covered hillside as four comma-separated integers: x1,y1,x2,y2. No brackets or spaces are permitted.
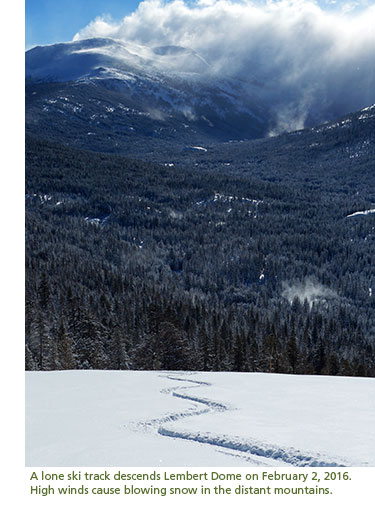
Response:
26,38,375,146
25,371,375,467
25,37,261,123
25,38,267,143
26,38,210,82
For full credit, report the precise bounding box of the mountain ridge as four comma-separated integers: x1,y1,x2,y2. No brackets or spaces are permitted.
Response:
26,36,375,143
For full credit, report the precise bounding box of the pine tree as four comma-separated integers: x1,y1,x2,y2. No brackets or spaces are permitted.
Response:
57,320,75,370
285,334,299,373
112,327,131,370
25,344,38,370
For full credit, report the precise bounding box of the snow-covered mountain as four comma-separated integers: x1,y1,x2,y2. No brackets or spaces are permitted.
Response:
26,38,268,145
26,37,375,151
26,38,211,81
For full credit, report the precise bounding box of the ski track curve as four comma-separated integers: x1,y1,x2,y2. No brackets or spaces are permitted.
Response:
129,372,349,467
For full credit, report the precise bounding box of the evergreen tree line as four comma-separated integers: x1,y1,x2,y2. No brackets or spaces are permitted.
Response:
25,136,375,376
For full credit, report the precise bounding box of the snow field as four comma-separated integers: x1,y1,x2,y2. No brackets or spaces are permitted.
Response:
25,370,375,467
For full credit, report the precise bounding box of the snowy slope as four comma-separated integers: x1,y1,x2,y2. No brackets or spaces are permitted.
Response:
26,38,210,82
25,38,267,143
25,38,375,144
25,371,375,467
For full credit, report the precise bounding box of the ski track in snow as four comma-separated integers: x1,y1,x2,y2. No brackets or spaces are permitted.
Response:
127,372,348,467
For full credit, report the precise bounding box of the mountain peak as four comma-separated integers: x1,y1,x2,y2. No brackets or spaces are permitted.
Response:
26,38,210,83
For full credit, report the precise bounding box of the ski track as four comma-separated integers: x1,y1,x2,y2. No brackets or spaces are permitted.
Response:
128,372,348,467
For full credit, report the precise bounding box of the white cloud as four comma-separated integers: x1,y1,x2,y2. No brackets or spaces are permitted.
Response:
73,0,375,131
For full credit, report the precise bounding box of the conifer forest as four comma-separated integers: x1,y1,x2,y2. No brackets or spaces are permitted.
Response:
25,102,375,376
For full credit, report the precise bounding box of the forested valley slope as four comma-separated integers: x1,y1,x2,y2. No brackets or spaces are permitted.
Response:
25,104,375,375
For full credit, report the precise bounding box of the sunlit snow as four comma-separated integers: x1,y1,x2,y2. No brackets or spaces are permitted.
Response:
347,209,375,218
26,371,375,468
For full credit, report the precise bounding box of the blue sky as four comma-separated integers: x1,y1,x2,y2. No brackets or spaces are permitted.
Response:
26,0,143,49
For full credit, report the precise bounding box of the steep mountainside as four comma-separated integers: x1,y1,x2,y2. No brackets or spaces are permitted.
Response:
26,38,268,145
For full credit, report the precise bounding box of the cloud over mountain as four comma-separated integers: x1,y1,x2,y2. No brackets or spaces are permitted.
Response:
73,0,375,132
